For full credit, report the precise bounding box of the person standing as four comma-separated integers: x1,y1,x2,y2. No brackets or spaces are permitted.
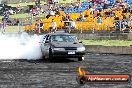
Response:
53,0,58,6
52,19,57,32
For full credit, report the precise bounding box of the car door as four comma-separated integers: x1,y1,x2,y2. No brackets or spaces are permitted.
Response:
44,35,51,57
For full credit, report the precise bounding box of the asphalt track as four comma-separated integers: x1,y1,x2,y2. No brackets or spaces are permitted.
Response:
0,53,131,88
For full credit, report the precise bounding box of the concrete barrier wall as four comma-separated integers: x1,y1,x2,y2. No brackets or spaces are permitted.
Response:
127,34,132,40
74,33,131,40
85,45,132,55
74,33,132,54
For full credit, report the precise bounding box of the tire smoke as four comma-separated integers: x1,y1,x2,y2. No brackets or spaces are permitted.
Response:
0,32,42,60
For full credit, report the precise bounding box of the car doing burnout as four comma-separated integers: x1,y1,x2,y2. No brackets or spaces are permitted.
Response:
40,32,85,61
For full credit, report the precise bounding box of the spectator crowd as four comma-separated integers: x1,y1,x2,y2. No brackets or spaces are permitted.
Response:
4,0,130,33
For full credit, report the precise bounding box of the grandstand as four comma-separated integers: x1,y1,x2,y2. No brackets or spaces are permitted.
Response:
24,0,132,33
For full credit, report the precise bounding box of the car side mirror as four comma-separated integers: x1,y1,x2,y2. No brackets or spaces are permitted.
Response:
45,40,49,43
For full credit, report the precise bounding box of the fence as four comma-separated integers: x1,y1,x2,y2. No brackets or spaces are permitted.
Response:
1,19,132,34
0,21,24,33
23,19,132,34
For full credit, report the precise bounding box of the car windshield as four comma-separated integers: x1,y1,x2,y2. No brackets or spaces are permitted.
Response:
51,35,78,42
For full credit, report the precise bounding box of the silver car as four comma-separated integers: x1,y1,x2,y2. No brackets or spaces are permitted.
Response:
40,32,85,61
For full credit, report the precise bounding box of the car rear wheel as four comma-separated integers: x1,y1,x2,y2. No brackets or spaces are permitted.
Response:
43,55,48,61
78,57,84,61
41,52,46,60
49,48,54,61
42,55,45,59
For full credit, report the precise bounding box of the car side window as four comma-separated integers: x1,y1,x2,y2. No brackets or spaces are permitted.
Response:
42,35,46,42
45,35,50,41
40,35,46,43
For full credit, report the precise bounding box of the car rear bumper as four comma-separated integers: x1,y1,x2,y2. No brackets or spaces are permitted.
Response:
52,51,85,58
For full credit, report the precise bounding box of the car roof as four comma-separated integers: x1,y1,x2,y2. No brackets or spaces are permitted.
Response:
46,32,74,36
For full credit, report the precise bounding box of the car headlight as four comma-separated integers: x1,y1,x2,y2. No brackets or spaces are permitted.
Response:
77,47,85,51
53,48,65,51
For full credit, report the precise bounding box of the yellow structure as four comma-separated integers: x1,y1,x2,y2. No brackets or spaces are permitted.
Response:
24,6,131,32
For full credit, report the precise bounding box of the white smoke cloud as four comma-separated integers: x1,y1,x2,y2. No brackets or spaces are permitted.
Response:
0,32,42,60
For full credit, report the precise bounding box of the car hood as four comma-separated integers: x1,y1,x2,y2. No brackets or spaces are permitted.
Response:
51,42,84,48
